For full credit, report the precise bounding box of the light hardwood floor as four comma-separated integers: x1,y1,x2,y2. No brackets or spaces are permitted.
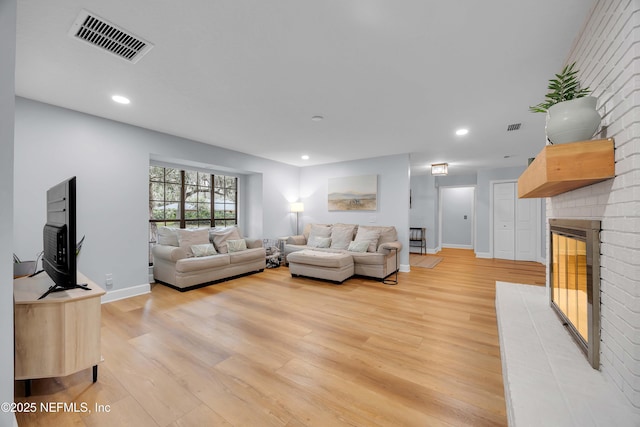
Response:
14,248,545,426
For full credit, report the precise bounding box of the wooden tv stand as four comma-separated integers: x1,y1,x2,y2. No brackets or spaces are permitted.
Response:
14,272,105,396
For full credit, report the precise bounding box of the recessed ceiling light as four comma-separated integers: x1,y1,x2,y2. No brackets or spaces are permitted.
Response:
301,155,310,160
112,95,130,104
311,115,324,121
455,128,469,136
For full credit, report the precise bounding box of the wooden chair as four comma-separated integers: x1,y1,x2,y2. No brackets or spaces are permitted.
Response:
409,227,427,255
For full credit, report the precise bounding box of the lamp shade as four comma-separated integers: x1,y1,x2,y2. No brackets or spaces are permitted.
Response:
290,202,304,213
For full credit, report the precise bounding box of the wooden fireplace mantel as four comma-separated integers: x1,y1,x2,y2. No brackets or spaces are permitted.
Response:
517,138,615,198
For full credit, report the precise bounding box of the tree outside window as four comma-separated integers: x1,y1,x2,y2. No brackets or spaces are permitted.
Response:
149,166,238,248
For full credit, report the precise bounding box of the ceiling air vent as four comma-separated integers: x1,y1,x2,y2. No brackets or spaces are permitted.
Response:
507,123,522,131
68,10,154,63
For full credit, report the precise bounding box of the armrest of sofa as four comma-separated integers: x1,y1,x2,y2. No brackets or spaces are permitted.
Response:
152,245,189,262
378,241,402,254
286,235,307,245
245,238,263,249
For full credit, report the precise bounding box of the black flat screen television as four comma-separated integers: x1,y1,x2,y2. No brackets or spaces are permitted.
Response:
39,176,90,299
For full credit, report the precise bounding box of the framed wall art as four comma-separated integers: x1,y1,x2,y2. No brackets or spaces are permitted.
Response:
328,175,377,211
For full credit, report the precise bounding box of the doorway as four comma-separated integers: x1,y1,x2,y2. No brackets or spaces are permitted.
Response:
439,186,475,249
492,181,539,261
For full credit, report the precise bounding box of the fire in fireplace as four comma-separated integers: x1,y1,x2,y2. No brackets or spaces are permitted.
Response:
549,219,601,369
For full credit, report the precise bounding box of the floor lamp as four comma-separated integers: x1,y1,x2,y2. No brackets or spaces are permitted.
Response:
290,202,304,235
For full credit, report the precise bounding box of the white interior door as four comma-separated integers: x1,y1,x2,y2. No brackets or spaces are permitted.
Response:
493,182,515,259
515,197,537,261
493,181,539,261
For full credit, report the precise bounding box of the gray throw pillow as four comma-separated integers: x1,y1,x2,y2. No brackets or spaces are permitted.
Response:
330,225,356,250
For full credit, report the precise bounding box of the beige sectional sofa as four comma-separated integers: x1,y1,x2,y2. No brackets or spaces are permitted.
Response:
284,223,402,282
152,226,265,290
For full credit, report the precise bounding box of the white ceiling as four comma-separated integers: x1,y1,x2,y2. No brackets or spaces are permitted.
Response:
15,0,595,175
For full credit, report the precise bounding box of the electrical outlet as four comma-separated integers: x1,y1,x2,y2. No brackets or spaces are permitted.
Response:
105,273,113,289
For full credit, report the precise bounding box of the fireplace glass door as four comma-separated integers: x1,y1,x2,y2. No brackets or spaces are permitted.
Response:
549,218,600,369
552,233,588,342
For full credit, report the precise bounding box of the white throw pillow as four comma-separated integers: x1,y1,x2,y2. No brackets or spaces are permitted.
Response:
177,228,211,256
157,226,179,246
227,239,247,253
347,240,369,253
191,243,217,257
353,227,381,252
210,226,242,253
308,236,331,248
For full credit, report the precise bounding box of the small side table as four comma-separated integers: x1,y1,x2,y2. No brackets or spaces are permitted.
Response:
382,247,399,285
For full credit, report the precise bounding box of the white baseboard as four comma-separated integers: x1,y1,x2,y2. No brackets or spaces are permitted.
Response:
442,244,473,249
475,251,492,259
101,283,151,304
399,264,410,273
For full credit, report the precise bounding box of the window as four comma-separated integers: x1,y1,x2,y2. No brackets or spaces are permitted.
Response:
149,166,181,229
149,166,238,241
214,175,237,227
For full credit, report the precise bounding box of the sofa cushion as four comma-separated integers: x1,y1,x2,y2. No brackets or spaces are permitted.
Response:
210,226,242,254
287,249,353,268
349,251,387,265
353,227,381,252
177,228,211,256
228,247,265,264
330,224,357,250
175,254,230,273
303,223,331,241
157,226,179,246
191,243,217,257
376,226,398,245
227,239,247,253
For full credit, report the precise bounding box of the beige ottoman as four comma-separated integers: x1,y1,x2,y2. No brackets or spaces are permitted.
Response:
287,250,354,283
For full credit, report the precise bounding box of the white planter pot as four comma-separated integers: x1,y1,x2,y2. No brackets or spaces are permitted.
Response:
545,96,601,144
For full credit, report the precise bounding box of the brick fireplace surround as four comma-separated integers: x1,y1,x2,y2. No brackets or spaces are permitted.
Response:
497,0,640,416
549,0,640,409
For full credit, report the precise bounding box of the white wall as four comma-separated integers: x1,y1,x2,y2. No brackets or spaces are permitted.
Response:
441,186,475,248
0,1,16,425
299,154,411,269
548,0,640,407
14,98,300,296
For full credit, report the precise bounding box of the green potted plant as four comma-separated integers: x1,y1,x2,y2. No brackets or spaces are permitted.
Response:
529,62,601,144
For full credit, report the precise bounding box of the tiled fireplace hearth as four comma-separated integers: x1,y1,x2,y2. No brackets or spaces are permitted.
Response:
549,219,601,369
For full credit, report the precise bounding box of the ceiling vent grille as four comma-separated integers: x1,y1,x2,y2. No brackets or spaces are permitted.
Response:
68,10,153,63
507,123,522,131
